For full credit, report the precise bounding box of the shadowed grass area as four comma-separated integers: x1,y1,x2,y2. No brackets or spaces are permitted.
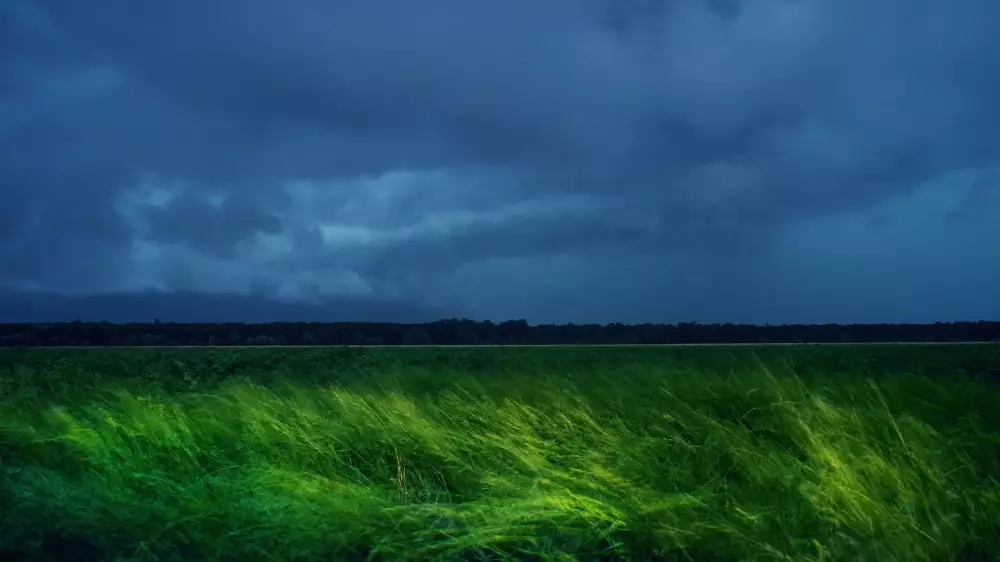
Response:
1,347,999,560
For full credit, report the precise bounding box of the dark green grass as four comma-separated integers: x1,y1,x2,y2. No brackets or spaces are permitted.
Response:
1,345,999,561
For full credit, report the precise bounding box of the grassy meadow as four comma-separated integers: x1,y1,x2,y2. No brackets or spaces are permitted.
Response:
1,345,999,561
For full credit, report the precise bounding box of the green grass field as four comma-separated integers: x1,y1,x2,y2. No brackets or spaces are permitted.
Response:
1,345,999,561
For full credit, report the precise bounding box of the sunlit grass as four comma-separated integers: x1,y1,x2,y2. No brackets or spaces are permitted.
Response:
1,349,999,560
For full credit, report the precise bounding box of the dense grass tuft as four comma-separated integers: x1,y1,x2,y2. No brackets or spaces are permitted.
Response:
1,346,999,560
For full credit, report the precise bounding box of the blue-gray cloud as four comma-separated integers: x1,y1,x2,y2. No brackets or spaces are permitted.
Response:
1,0,998,322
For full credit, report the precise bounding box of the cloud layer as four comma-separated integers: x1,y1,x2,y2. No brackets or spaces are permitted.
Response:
2,0,999,323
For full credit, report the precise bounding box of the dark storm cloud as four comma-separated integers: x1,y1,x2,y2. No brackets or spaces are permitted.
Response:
142,193,283,258
2,0,999,322
0,290,454,323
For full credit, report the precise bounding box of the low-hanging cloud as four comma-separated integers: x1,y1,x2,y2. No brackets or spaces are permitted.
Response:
2,0,998,323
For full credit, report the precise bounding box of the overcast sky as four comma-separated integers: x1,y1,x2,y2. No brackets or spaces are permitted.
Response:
2,0,999,324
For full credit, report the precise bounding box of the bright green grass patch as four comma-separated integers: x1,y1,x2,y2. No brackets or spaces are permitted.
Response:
1,346,999,560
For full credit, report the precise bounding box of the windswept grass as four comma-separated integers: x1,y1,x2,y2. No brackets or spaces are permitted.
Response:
1,346,999,560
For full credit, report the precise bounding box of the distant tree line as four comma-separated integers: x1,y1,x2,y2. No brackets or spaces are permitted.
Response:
0,320,998,347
